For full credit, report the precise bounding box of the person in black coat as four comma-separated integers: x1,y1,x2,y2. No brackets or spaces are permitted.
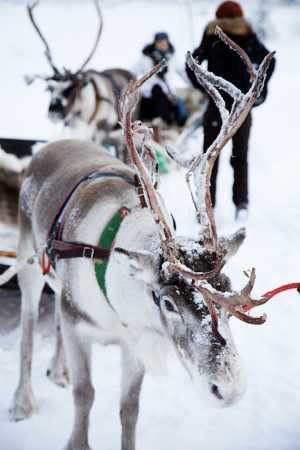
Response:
186,1,275,219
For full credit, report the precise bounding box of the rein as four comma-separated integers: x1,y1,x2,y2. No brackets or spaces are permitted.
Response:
42,170,146,276
241,283,300,312
262,283,300,299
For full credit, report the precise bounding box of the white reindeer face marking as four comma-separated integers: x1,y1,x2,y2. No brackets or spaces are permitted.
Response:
158,283,245,407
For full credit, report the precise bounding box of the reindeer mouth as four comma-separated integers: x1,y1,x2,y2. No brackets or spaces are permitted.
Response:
48,110,65,122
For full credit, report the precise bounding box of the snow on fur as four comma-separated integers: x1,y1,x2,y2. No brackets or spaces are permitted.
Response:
0,1,300,450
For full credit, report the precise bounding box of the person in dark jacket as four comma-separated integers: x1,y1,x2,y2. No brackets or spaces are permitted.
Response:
134,32,187,126
186,1,275,220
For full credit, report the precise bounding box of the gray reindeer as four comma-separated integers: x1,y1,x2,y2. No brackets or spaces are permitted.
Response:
26,0,132,155
8,28,274,450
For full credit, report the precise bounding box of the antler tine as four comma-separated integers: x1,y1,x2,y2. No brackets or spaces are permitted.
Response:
215,26,256,82
185,43,275,251
27,1,60,75
75,0,104,75
196,270,268,327
119,61,176,256
24,73,52,85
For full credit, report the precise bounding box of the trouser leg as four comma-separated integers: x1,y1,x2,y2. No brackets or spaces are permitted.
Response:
203,104,221,207
151,85,174,125
230,113,252,208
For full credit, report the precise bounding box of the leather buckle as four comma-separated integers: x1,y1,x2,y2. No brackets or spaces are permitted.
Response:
83,246,95,259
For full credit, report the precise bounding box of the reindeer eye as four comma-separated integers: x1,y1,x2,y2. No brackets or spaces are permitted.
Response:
163,299,176,312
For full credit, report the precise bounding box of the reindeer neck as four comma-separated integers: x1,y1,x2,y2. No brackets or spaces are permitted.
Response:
105,208,164,331
73,72,117,128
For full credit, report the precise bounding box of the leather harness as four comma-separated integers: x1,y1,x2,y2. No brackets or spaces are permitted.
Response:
42,170,147,275
88,78,114,125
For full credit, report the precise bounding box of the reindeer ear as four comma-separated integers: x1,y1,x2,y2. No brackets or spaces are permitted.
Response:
113,247,159,285
218,227,246,262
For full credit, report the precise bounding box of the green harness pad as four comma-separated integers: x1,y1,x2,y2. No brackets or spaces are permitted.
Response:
95,209,125,298
155,149,169,174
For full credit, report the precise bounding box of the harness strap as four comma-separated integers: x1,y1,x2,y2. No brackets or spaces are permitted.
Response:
51,239,111,262
101,71,123,102
42,170,147,275
88,78,114,125
48,170,137,243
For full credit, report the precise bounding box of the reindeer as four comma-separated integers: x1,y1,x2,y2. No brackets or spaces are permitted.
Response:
26,0,132,156
9,28,274,450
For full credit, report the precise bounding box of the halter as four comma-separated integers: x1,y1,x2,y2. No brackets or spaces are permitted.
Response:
88,77,114,125
60,75,114,126
42,170,146,279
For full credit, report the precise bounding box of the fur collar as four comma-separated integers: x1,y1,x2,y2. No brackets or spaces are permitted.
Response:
206,17,253,36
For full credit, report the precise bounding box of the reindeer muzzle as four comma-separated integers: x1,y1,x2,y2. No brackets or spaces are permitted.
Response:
49,99,65,121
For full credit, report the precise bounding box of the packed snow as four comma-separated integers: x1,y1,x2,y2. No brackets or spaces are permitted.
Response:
1,1,300,450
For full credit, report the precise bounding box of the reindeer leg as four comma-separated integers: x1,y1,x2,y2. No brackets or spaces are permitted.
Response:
46,294,69,387
10,225,45,421
62,311,94,450
120,347,145,450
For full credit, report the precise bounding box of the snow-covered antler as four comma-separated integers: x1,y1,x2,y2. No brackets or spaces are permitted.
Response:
186,26,275,251
119,61,175,251
198,269,269,325
215,26,256,82
119,63,223,281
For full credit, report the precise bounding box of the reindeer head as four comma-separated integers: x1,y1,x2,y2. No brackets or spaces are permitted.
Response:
157,280,242,406
117,30,275,406
26,0,103,124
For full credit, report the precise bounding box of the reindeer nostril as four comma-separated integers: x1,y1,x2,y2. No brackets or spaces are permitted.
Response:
211,384,223,400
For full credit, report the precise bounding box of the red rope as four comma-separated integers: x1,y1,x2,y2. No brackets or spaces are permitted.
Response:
241,282,300,312
262,283,300,300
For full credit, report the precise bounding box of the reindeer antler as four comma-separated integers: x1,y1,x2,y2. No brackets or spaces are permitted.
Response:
75,0,103,75
119,62,175,250
215,26,256,82
119,32,277,340
119,63,224,281
197,269,269,326
194,268,273,345
185,28,275,251
27,0,103,81
27,1,60,76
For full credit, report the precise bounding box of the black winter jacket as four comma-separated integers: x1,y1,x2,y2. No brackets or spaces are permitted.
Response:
186,17,275,107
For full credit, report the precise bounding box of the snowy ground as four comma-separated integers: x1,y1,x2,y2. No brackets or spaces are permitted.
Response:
1,1,300,450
